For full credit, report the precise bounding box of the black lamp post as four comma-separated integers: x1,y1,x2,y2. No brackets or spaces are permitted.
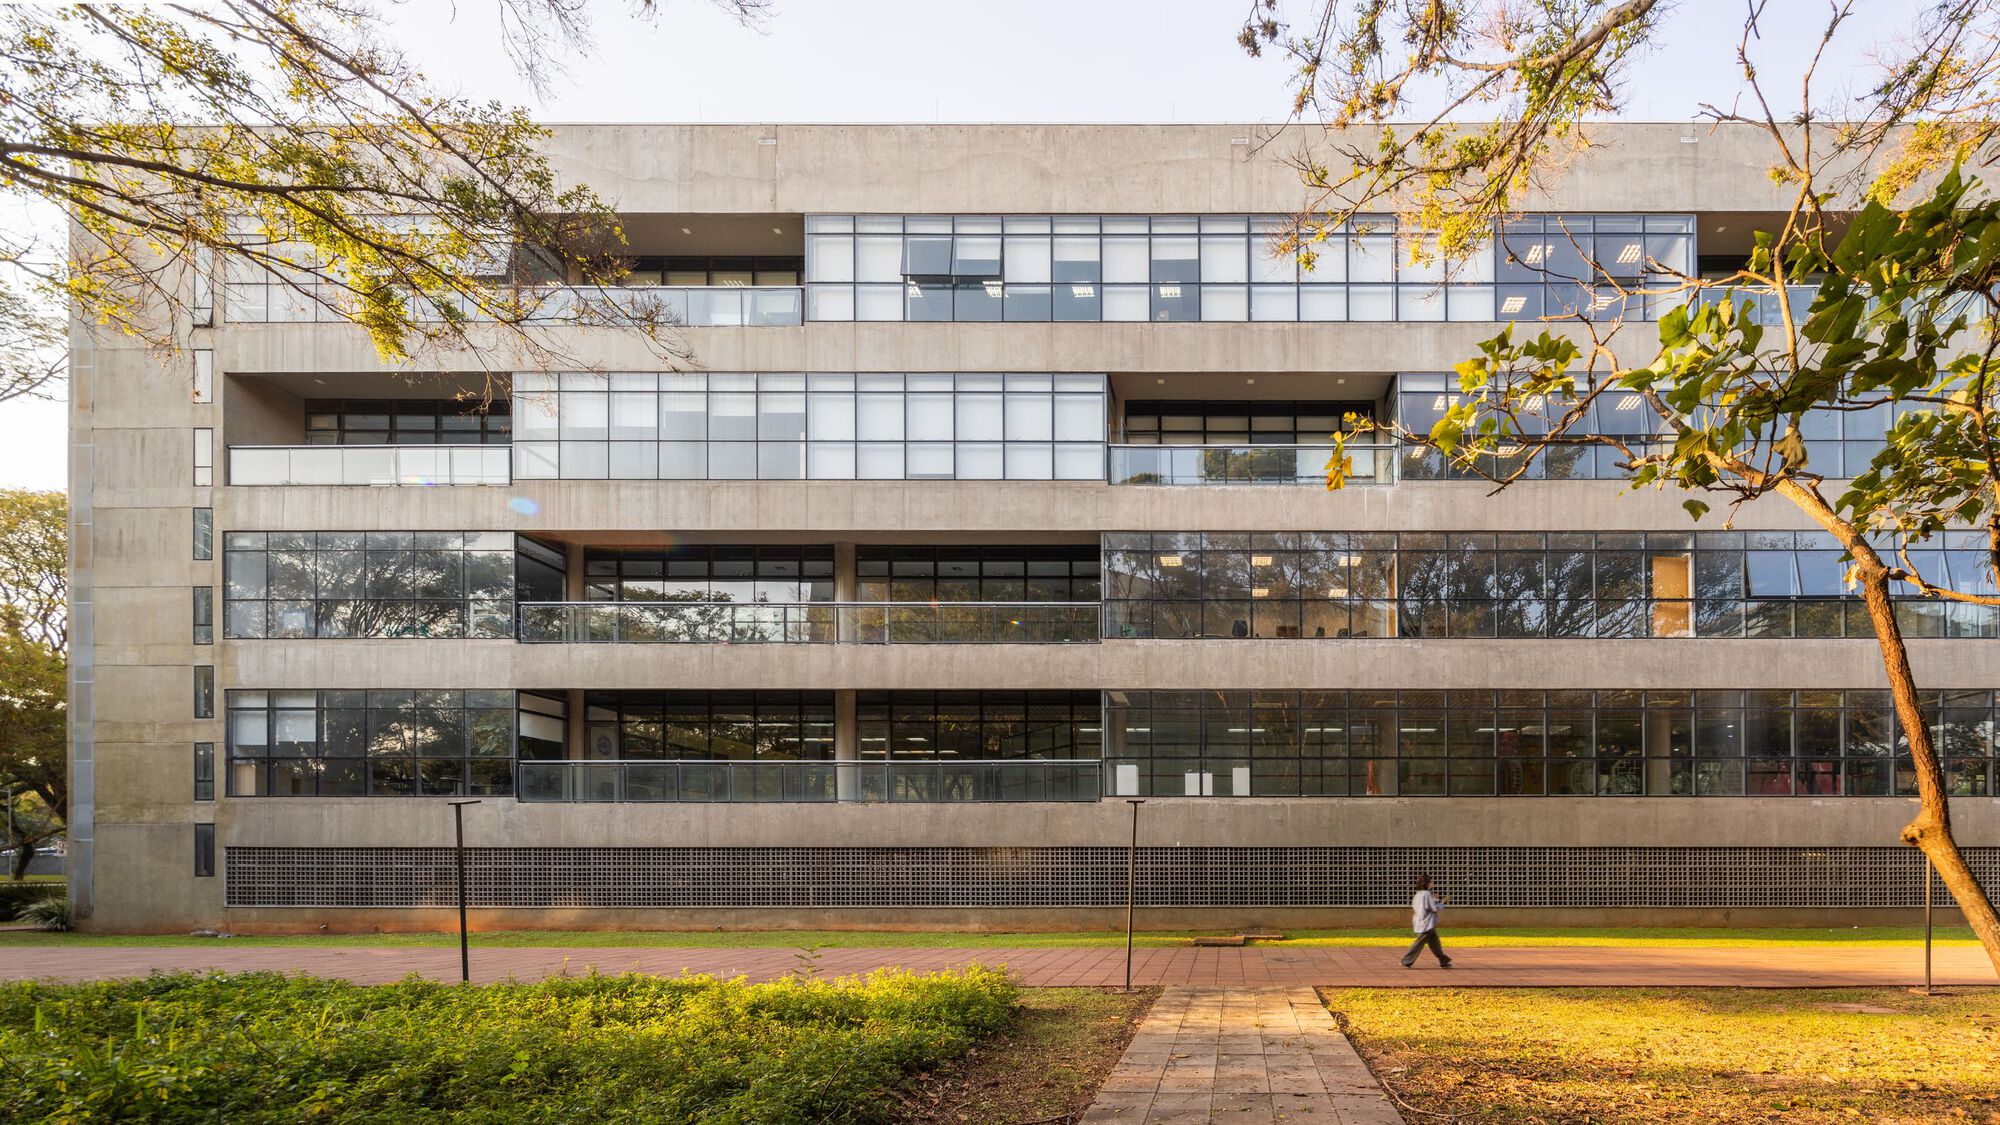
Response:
447,800,481,982
1124,798,1144,993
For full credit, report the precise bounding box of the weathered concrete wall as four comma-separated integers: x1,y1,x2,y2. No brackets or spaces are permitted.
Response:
220,638,1998,693
536,123,1876,216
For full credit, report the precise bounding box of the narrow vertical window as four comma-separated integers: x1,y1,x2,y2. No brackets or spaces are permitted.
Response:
192,349,214,405
192,508,213,560
193,428,213,487
193,665,214,718
192,248,215,327
193,823,216,877
194,742,215,801
193,587,213,645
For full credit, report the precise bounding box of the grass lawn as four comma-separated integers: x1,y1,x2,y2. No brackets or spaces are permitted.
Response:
892,987,1155,1123
1324,986,2000,1123
0,924,1978,948
0,967,1022,1123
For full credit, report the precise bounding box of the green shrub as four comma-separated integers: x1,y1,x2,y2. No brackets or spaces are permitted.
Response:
13,895,68,931
0,967,1016,1123
0,881,61,918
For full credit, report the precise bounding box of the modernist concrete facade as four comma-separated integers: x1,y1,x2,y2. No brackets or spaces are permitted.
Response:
70,123,2000,932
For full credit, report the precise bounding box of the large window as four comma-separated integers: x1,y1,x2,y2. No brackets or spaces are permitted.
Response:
805,213,1693,324
579,691,836,761
1104,689,1998,798
1120,401,1375,444
583,545,834,603
223,531,516,639
855,546,1099,602
856,691,1101,760
305,399,511,446
1100,530,1999,640
1495,214,1694,321
616,255,801,286
1397,372,1894,480
225,689,516,797
512,372,1108,481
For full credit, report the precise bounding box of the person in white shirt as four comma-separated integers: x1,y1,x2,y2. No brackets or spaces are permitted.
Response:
1400,873,1453,969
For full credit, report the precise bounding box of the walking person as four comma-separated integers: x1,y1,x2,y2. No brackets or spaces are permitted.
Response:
1400,874,1452,969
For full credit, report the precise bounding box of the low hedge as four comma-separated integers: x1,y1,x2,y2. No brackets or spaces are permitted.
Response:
0,881,61,919
0,967,1018,1123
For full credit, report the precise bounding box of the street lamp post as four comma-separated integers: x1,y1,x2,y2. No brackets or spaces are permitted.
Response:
447,800,481,983
1124,798,1144,993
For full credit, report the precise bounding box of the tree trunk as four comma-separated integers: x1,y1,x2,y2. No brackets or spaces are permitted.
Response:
8,844,29,882
1855,568,2000,978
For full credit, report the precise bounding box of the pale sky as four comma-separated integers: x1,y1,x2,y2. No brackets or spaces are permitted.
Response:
0,0,1916,492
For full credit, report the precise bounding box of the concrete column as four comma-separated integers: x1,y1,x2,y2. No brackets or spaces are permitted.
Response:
1644,711,1676,795
834,689,859,801
834,541,857,643
565,688,586,761
564,541,587,601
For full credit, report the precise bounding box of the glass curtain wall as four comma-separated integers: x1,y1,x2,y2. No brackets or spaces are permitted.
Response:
223,532,516,639
1104,689,1998,798
804,213,1692,324
512,372,1108,481
225,689,516,796
1397,373,1895,480
1100,531,2000,640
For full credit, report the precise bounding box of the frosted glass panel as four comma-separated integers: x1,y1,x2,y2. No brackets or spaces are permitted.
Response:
1005,394,1052,440
857,394,904,440
514,373,1106,482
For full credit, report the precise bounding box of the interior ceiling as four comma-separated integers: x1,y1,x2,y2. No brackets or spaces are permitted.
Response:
614,213,806,257
230,371,510,401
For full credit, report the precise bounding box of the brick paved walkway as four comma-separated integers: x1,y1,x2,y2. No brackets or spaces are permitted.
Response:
1,942,1994,987
1081,987,1402,1124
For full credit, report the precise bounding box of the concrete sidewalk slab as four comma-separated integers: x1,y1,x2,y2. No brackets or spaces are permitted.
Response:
1080,987,1402,1124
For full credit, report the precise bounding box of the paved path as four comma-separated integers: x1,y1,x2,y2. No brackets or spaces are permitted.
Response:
1,943,1994,988
1081,987,1402,1124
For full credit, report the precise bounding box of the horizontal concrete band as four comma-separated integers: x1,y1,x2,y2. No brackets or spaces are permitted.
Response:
194,638,1999,694
221,844,1998,911
188,478,1834,536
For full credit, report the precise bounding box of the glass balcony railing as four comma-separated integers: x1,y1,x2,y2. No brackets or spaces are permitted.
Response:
1108,443,1397,485
228,445,511,486
516,758,1103,803
514,601,1102,644
222,283,804,327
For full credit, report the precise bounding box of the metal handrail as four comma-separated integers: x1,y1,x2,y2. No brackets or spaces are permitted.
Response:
515,600,1103,644
227,444,511,486
516,758,1104,803
222,283,805,326
1108,442,1398,485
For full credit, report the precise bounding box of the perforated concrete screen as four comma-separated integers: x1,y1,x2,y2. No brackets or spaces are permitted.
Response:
225,846,1999,910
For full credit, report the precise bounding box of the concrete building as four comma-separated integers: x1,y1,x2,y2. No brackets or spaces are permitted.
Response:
69,123,2000,933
